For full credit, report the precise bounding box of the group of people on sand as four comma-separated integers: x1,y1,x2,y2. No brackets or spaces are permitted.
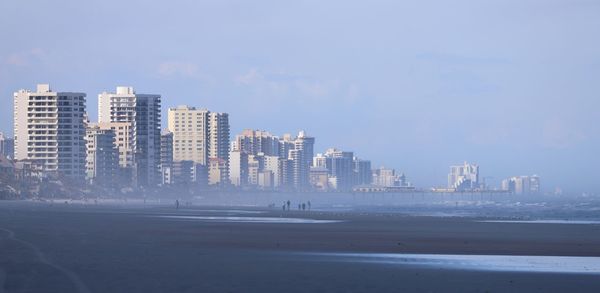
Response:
281,200,311,211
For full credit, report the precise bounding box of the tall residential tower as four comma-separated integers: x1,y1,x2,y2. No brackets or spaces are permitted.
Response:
14,84,87,180
98,86,161,187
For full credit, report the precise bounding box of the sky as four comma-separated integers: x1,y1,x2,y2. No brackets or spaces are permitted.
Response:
1,0,599,192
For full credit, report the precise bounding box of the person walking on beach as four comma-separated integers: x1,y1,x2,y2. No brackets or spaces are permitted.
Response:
286,200,291,210
175,199,180,209
282,203,286,211
308,201,311,211
302,203,306,211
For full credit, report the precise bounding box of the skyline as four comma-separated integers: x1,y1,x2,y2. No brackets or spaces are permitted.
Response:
1,1,599,192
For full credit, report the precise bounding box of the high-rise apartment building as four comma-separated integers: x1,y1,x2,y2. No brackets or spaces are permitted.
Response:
372,167,408,187
354,158,372,185
98,86,161,187
85,124,119,185
234,129,279,156
501,175,540,194
160,130,173,170
323,148,354,191
208,112,230,185
167,106,229,186
288,131,314,190
96,122,133,168
14,84,87,180
447,162,480,191
229,150,248,186
263,155,281,188
167,106,209,164
0,133,14,159
160,130,173,184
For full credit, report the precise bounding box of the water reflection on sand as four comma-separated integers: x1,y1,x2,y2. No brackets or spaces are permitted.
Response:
479,220,600,225
157,215,341,224
308,253,600,274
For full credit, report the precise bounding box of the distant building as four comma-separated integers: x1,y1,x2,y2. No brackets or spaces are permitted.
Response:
323,148,354,191
448,162,480,191
208,157,228,186
257,170,274,189
0,154,15,180
0,133,14,159
309,167,329,191
160,130,173,173
14,84,87,181
85,125,119,185
230,129,313,190
247,153,265,185
167,106,209,165
95,122,133,168
171,160,195,185
208,112,230,185
234,129,279,156
372,167,409,187
501,175,540,194
288,131,314,190
98,86,161,187
263,155,281,188
353,158,372,185
167,106,230,186
160,130,173,185
229,150,248,187
313,153,328,169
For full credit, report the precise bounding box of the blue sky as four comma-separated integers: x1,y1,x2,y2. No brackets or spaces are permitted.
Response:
1,0,599,192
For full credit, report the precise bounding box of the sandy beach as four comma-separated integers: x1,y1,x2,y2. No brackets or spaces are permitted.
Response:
1,201,600,292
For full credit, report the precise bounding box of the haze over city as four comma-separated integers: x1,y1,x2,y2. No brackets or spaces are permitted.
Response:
1,0,599,192
3,2,600,293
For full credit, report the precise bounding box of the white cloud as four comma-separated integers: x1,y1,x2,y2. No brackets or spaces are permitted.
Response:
234,69,358,103
234,68,264,86
5,48,46,66
156,61,214,84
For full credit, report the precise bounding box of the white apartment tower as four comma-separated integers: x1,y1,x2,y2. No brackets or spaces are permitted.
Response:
167,106,209,164
291,131,314,189
98,86,161,187
447,162,480,191
14,84,87,180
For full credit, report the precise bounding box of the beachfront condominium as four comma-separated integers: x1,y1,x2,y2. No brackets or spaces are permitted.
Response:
13,84,87,181
286,131,314,190
234,129,280,157
323,148,354,191
0,132,14,159
98,86,161,187
501,175,541,194
354,158,372,186
208,112,230,185
85,124,119,185
166,106,209,186
447,162,480,191
167,106,209,164
167,106,230,186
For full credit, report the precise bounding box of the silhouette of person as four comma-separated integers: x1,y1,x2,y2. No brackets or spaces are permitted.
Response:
302,203,306,211
308,201,311,210
176,199,180,209
286,200,291,210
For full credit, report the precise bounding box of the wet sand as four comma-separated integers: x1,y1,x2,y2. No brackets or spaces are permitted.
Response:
1,201,600,292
